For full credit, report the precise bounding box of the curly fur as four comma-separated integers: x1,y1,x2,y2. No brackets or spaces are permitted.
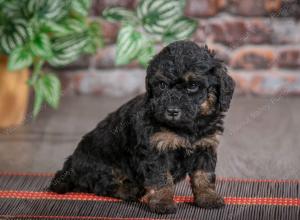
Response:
49,40,235,214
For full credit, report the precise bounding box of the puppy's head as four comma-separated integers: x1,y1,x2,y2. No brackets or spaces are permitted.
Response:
146,40,235,128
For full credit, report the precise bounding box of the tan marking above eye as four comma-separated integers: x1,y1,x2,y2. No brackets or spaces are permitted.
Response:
200,92,217,115
183,72,198,82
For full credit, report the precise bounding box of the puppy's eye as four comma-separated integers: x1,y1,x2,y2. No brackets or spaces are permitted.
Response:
187,83,199,93
159,82,167,90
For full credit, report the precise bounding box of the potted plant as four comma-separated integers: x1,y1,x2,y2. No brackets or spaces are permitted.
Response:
0,0,102,128
103,0,197,66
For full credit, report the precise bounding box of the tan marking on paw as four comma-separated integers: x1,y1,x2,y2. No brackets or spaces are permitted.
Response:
191,170,224,208
191,170,215,193
140,172,174,204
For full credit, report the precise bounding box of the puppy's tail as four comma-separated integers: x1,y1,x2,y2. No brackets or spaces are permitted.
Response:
49,157,74,194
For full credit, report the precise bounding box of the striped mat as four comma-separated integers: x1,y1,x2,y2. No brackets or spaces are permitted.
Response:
0,173,299,220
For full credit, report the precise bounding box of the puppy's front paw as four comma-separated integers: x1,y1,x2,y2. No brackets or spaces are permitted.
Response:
148,200,177,214
195,193,225,209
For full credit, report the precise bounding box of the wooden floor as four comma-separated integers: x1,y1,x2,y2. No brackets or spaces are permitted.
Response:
0,94,300,179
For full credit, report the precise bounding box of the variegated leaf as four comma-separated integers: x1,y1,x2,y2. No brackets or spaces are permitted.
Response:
30,33,52,58
137,0,183,35
26,0,69,20
163,17,197,42
116,26,144,65
8,46,33,70
71,0,92,16
138,41,155,67
40,73,61,109
0,19,33,54
102,7,137,24
49,33,89,66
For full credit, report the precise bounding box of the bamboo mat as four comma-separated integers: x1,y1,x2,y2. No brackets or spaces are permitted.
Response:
0,173,299,220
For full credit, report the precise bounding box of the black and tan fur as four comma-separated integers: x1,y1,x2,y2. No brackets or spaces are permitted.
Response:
49,41,235,214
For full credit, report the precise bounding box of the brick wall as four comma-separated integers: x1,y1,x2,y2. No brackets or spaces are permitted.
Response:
61,0,300,96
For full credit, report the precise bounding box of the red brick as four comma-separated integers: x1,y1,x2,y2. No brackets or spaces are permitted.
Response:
246,20,273,44
206,20,248,46
100,20,120,43
60,69,300,96
231,70,300,95
265,0,282,13
274,0,300,17
185,0,219,17
93,45,115,69
270,20,300,44
60,69,146,96
278,48,300,69
217,0,227,9
199,18,272,46
91,0,136,16
192,22,206,43
226,0,282,16
205,43,230,64
231,47,276,70
61,54,91,70
227,0,266,16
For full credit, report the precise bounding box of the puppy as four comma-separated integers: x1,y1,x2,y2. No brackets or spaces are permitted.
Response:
49,40,235,214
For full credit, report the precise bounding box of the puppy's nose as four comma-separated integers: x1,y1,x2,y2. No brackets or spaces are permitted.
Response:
167,107,181,116
166,107,181,120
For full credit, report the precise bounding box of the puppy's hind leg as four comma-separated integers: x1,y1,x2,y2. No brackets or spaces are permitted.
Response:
94,167,144,201
49,157,75,194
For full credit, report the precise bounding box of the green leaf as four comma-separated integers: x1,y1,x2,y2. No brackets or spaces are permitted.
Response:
138,41,155,67
33,81,44,117
62,17,87,33
71,0,91,16
41,17,87,37
83,21,103,54
0,19,33,54
32,73,61,117
40,73,61,109
30,33,52,58
8,47,33,71
116,26,144,65
137,0,184,35
1,0,25,17
102,7,137,24
25,0,69,21
178,0,186,9
163,17,197,42
49,33,89,66
40,20,70,36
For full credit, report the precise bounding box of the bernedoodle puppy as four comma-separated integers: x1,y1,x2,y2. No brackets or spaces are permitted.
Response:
49,40,235,214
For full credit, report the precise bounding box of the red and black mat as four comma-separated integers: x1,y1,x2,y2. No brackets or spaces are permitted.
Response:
0,173,299,220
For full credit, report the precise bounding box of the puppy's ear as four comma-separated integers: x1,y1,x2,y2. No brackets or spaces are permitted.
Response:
145,59,157,101
145,56,158,100
145,74,152,99
214,62,235,112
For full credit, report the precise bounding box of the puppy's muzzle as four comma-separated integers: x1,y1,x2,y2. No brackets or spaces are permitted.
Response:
165,107,182,121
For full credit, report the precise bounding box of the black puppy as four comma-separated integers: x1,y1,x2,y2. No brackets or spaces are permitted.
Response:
49,40,235,214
